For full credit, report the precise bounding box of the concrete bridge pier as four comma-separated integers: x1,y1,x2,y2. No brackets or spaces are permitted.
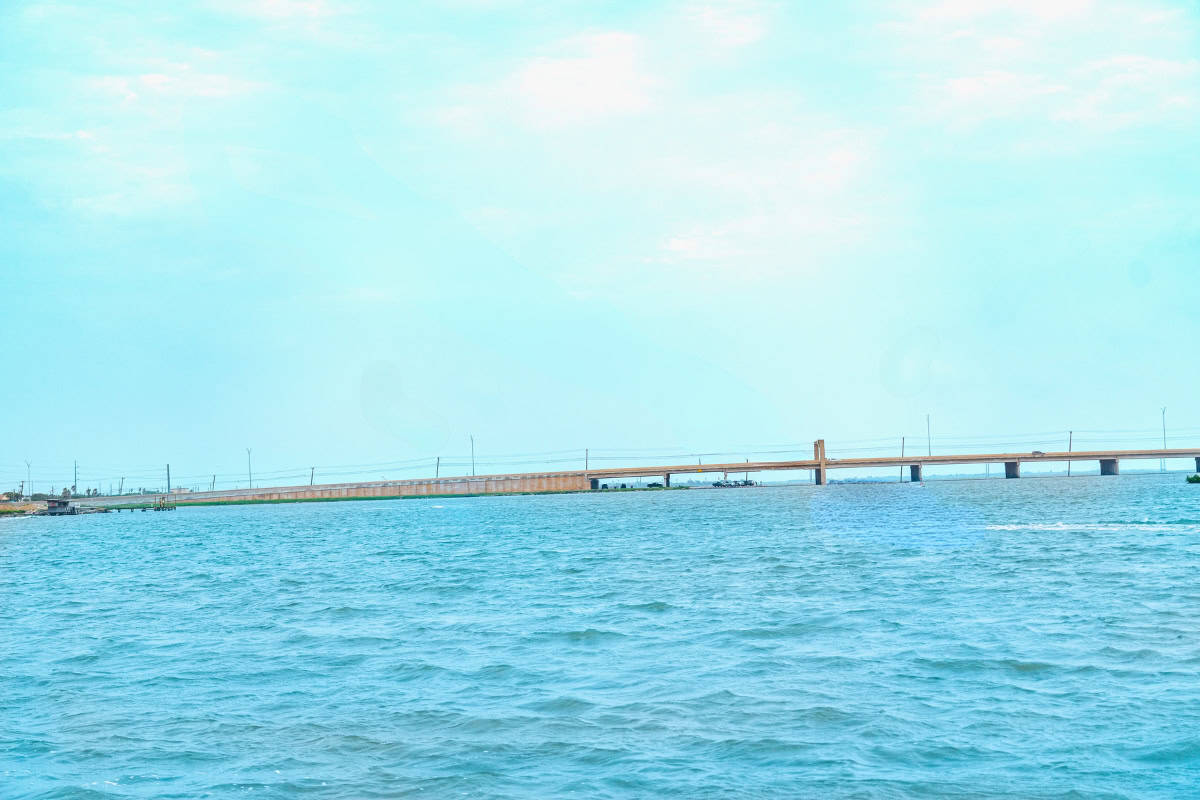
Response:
1100,458,1119,476
1005,461,1021,479
589,478,599,490
1195,457,1200,473
909,464,922,482
813,467,827,486
664,474,671,487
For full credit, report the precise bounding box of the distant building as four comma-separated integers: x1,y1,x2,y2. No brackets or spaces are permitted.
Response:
45,498,75,516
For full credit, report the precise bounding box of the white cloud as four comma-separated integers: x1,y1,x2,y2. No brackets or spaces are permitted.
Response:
650,193,871,271
436,32,658,132
927,70,1068,124
887,0,1200,131
211,0,335,19
914,0,1094,23
0,129,95,143
419,11,887,290
1055,55,1200,126
89,63,262,104
685,0,770,48
52,142,197,217
6,54,261,217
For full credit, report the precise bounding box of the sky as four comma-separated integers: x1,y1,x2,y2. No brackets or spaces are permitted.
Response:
2,0,1199,492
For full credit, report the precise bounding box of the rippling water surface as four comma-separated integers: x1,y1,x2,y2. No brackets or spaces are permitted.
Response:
4,475,1200,798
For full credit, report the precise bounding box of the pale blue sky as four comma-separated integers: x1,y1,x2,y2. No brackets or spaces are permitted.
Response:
2,0,1199,491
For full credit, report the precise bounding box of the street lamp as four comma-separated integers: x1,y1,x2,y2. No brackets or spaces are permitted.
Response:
246,448,253,489
1161,407,1167,473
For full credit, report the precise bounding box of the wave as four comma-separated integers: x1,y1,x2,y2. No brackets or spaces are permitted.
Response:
530,628,628,644
986,521,1200,531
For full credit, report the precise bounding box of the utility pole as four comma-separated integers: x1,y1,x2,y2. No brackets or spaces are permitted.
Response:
246,448,252,489
585,449,589,471
470,435,475,476
1067,431,1073,477
210,475,215,491
310,467,315,486
74,460,78,495
25,461,31,498
119,477,124,495
900,437,905,482
1161,407,1167,472
166,464,171,496
926,414,931,456
435,456,440,478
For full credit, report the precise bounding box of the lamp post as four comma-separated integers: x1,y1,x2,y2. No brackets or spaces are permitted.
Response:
246,448,253,489
1161,407,1167,473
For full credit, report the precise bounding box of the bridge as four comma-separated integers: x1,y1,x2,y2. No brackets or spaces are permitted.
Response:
71,442,1200,509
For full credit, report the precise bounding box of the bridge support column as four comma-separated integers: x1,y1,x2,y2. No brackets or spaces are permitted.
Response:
1100,459,1119,476
814,467,827,486
909,464,922,482
1194,457,1199,473
589,478,599,490
664,474,670,487
1005,461,1021,479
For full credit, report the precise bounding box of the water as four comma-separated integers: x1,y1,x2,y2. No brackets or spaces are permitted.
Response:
3,475,1199,798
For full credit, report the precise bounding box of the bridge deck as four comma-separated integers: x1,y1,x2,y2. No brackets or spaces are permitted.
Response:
70,447,1200,508
585,448,1200,479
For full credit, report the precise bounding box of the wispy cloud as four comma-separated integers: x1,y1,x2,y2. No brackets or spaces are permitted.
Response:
89,64,264,104
640,119,873,273
684,0,771,49
912,0,1094,24
209,0,337,20
1054,55,1200,127
887,0,1200,132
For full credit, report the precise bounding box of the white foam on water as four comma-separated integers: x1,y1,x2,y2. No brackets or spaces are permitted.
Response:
987,522,1198,532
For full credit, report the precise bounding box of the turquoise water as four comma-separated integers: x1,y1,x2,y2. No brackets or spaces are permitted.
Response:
3,476,1199,798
